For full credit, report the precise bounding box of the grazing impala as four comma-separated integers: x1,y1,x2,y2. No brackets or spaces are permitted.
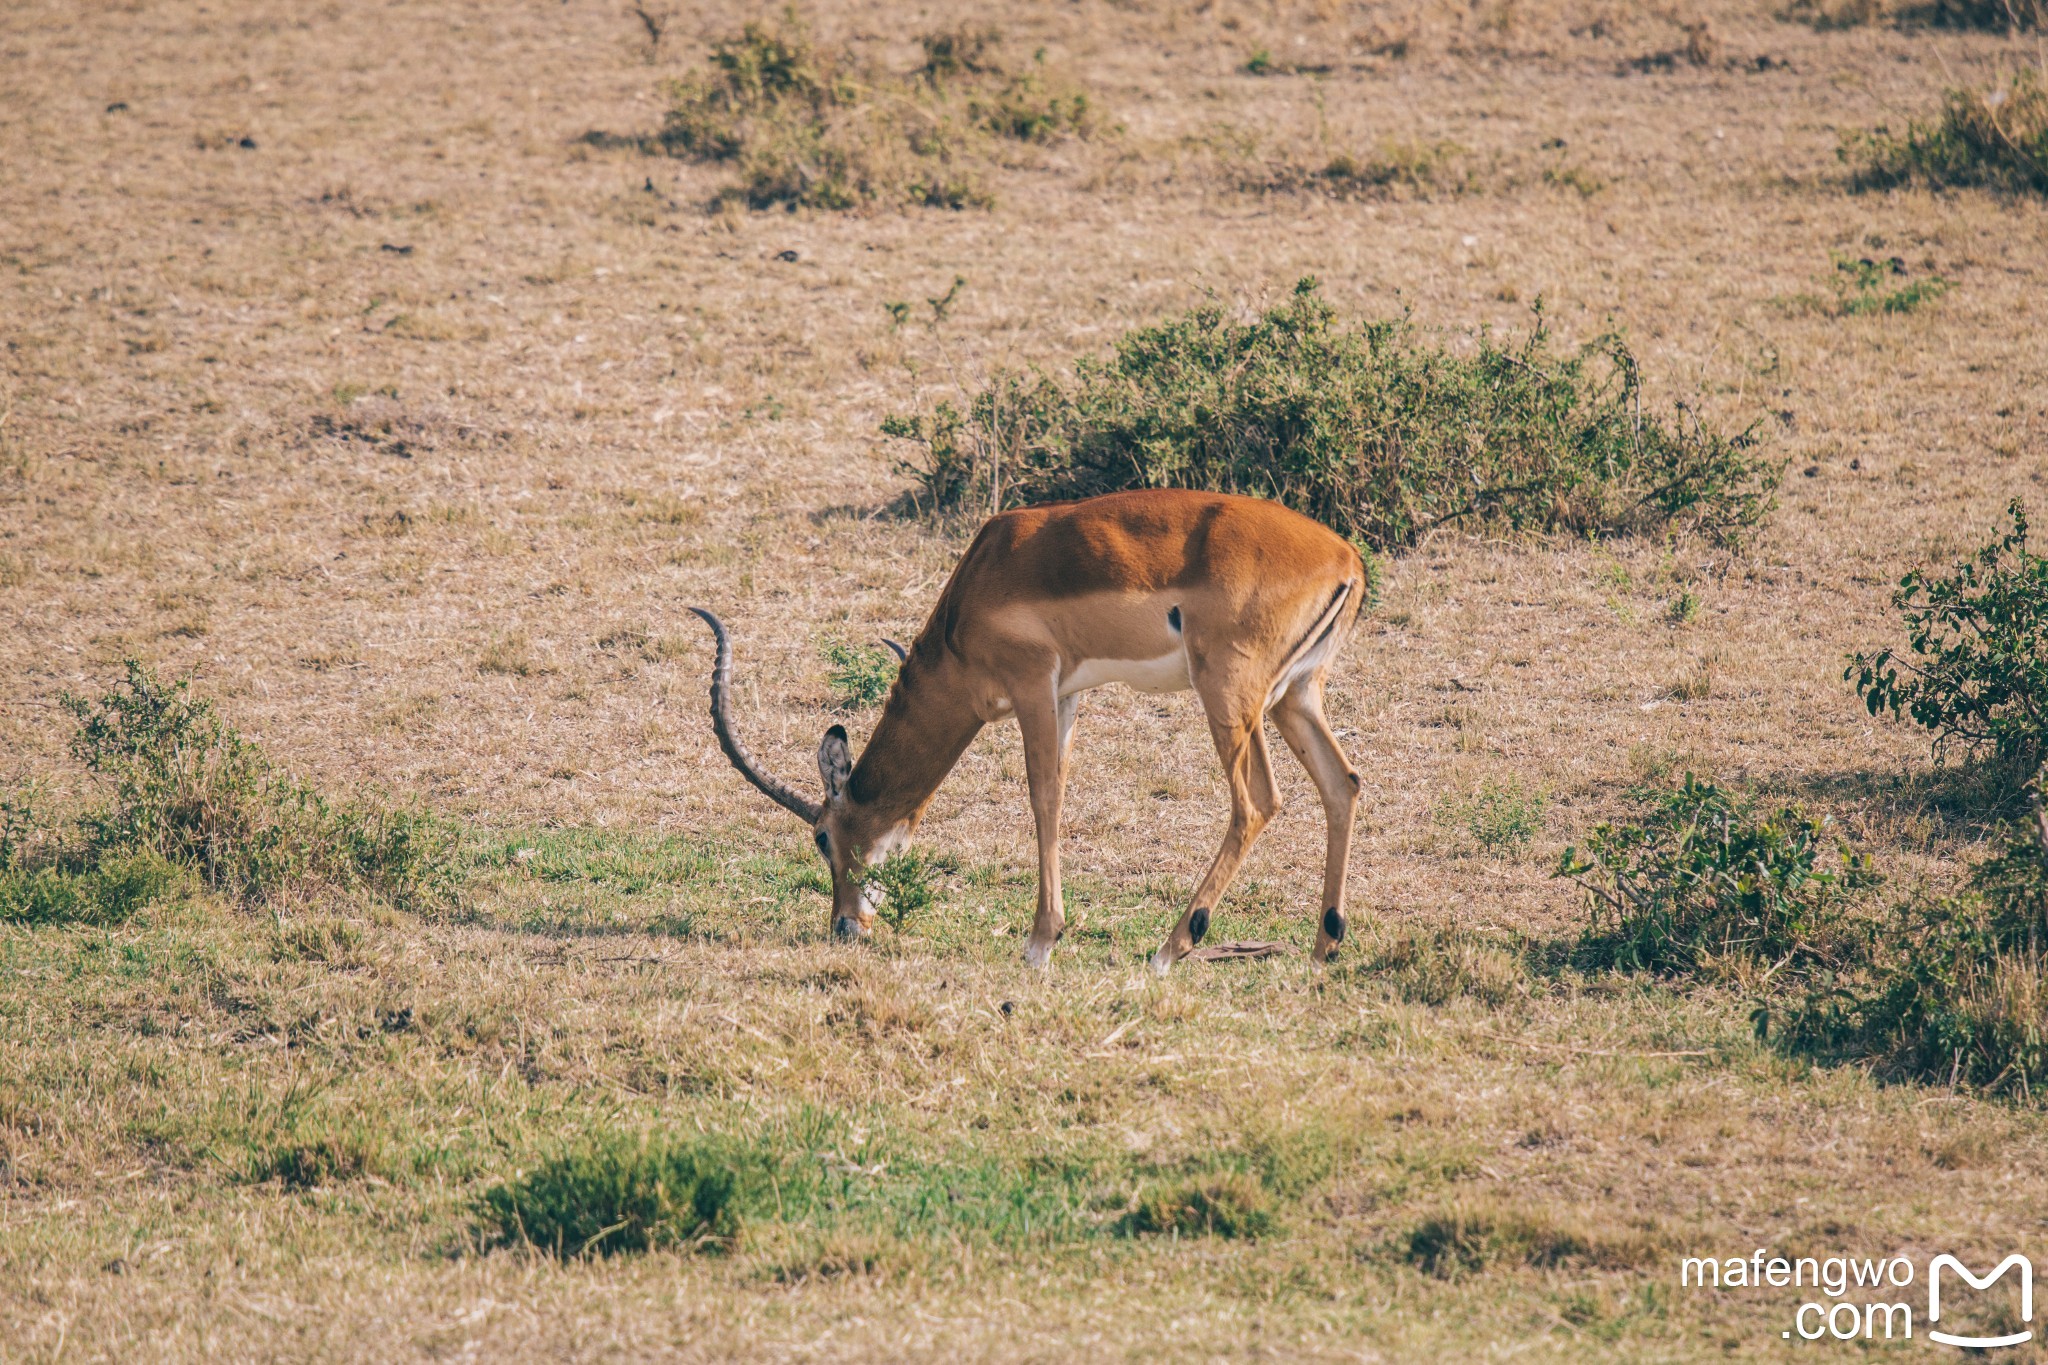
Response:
692,488,1368,974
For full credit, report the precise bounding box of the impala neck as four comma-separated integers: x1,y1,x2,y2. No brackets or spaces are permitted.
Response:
846,650,982,825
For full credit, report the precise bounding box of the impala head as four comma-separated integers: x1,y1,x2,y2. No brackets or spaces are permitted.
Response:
691,609,911,941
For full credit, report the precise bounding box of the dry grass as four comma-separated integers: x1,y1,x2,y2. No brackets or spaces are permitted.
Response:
4,0,2048,1358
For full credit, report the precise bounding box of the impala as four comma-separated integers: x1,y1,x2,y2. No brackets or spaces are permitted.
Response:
691,488,1368,973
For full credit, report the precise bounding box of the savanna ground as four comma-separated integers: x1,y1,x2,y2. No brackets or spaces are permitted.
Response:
4,0,2048,1358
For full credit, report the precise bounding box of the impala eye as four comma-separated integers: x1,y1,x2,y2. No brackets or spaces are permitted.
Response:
814,829,831,858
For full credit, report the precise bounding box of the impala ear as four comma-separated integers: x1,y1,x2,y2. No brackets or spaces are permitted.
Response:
817,724,853,802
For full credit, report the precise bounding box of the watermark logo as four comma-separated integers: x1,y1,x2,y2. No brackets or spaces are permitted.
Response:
1679,1249,2036,1347
1927,1253,2031,1349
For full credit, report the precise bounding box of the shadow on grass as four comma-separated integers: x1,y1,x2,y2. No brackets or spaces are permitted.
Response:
808,491,946,527
1777,757,2031,843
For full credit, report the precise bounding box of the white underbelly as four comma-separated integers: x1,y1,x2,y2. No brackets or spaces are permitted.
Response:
1060,650,1192,698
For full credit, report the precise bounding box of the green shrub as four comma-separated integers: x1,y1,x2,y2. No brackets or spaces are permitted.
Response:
1849,499,2048,768
823,641,897,709
1556,775,1872,975
1780,793,2048,1097
479,1130,750,1258
1844,66,2048,195
1119,1171,1275,1239
59,660,453,911
882,279,1779,551
656,15,1095,211
857,848,936,931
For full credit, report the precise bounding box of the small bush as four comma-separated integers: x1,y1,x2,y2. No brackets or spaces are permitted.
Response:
882,279,1779,551
1844,66,2048,195
59,660,454,911
856,849,936,932
1779,784,2048,1097
656,15,1095,211
479,1130,750,1258
1556,775,1873,975
1850,500,2048,770
823,641,897,709
1119,1170,1275,1240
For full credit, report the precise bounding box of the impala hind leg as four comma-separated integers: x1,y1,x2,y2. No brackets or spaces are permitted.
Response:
1272,675,1360,962
1015,681,1073,969
1149,705,1282,975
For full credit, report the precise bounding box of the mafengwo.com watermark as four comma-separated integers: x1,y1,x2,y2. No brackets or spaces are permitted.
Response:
1680,1249,2034,1347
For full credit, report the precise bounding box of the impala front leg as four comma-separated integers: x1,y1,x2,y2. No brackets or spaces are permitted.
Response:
1014,677,1070,969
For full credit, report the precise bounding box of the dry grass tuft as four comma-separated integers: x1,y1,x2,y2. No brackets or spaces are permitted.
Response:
1845,64,2048,194
1353,925,1536,1007
1404,1200,1668,1277
649,14,1098,211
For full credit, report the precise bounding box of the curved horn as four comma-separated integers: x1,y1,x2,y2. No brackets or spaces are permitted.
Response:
689,608,822,824
880,638,908,664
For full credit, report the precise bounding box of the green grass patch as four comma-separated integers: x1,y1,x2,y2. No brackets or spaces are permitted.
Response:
1434,776,1547,855
0,850,189,927
481,1129,747,1257
472,826,826,940
1785,251,1953,316
1825,252,1951,315
883,278,1778,551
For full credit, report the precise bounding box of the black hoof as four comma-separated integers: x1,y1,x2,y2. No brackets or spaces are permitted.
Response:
1188,906,1210,945
833,917,860,941
1322,906,1346,943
